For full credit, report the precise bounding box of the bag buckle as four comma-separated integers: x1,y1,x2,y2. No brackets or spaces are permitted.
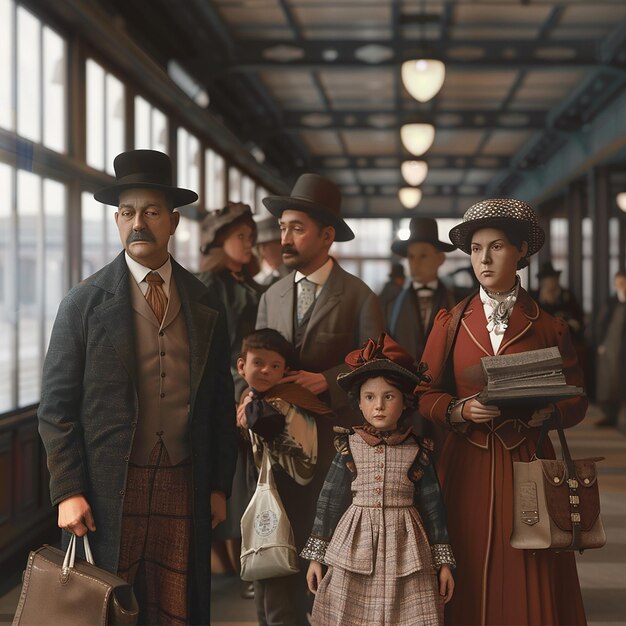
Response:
567,478,578,489
569,495,580,505
521,510,539,525
571,512,581,523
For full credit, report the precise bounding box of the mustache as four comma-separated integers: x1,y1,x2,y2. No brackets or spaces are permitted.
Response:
281,245,298,255
127,230,156,245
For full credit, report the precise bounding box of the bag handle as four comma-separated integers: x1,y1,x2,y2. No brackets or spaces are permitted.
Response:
62,533,95,579
535,412,582,551
257,446,276,489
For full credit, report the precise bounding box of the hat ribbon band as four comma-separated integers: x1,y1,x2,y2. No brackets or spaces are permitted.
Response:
116,172,173,186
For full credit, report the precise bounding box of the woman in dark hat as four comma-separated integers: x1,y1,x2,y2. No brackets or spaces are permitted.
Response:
196,202,264,583
301,334,455,626
416,199,588,625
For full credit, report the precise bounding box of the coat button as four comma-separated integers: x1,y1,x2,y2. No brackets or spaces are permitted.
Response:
375,475,382,481
160,351,165,357
159,331,164,337
374,487,381,494
124,455,129,462
119,490,125,496
379,462,384,468
553,477,559,483
161,372,166,378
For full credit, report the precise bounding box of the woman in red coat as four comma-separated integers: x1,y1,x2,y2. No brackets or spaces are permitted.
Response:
417,199,587,625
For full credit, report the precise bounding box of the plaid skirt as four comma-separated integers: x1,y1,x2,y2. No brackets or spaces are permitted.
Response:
117,441,193,626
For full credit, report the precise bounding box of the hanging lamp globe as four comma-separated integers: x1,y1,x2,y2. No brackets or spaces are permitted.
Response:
617,192,626,212
401,59,446,103
399,187,423,209
400,124,435,156
401,160,428,186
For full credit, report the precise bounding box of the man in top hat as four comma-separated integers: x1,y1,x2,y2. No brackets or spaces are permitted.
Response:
254,215,289,286
378,262,406,310
386,217,458,361
256,173,384,418
38,149,237,625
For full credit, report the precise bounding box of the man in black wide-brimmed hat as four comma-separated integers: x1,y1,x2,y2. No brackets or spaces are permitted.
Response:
38,149,237,625
255,172,384,624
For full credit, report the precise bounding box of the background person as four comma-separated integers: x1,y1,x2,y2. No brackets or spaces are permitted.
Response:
254,215,289,287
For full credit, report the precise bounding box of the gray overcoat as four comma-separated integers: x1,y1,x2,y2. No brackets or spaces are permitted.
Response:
38,251,236,624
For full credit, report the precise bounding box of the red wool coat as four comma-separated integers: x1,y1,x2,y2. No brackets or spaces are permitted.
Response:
417,289,588,626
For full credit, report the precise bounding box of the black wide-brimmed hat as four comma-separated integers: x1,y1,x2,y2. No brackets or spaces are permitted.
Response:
536,261,562,280
200,202,255,254
449,198,545,268
391,217,455,256
94,150,198,207
262,173,354,242
337,333,430,393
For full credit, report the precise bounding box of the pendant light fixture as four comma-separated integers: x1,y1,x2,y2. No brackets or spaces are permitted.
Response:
399,187,422,209
617,192,626,212
401,160,428,186
401,59,446,103
400,123,435,156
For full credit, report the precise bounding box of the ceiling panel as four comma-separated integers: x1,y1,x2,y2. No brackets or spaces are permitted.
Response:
355,169,401,185
342,130,398,155
429,130,486,156
452,4,552,26
481,130,532,155
298,130,344,155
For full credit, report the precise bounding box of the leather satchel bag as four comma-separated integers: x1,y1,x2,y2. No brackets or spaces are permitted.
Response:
13,533,138,626
240,447,300,581
511,413,606,552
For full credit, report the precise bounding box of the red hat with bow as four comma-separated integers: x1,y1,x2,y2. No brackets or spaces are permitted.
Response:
337,333,431,392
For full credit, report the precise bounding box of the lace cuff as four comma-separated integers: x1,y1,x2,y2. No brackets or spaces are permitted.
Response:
431,543,456,569
300,536,329,564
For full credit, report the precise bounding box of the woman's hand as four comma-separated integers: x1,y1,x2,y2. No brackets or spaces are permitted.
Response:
306,561,324,594
528,403,555,427
461,398,501,423
58,495,96,537
438,564,455,604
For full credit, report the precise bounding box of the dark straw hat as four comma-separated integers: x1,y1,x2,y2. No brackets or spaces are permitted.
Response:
262,173,355,242
200,202,255,254
337,333,430,392
391,217,455,257
94,150,198,207
536,261,562,280
449,198,545,266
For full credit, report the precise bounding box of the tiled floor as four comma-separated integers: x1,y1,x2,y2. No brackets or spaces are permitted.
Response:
2,406,625,626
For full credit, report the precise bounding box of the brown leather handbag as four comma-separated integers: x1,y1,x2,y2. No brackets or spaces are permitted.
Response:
12,533,138,626
511,413,606,552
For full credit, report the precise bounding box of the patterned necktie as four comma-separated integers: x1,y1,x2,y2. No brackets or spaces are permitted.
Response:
297,278,316,323
145,271,168,325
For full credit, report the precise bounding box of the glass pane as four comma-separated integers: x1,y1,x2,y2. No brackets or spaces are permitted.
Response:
177,127,199,200
550,218,568,286
86,59,105,170
188,134,200,200
0,163,15,412
174,216,200,272
43,179,66,349
228,167,242,203
152,107,168,153
17,170,41,406
0,0,14,131
255,186,270,217
81,191,104,279
134,95,151,150
43,26,66,153
205,149,225,210
17,7,41,143
105,202,120,263
105,73,125,175
241,176,255,209
177,127,189,188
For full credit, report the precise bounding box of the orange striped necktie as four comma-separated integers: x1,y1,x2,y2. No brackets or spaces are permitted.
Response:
145,271,168,324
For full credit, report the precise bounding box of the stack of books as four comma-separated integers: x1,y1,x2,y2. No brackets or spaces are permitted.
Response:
476,347,584,406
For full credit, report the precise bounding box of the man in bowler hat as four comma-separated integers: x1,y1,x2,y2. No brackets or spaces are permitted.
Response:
254,215,288,286
38,149,237,624
255,173,383,624
386,217,458,360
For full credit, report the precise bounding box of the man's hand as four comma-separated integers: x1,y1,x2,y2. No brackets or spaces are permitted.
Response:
306,561,324,594
461,398,501,423
211,491,227,529
438,564,455,604
281,370,328,395
58,495,96,537
236,392,253,429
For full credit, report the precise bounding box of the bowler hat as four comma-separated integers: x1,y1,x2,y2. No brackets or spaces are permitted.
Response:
200,202,255,254
389,263,405,280
391,217,455,256
536,261,562,280
94,150,198,207
262,173,354,242
449,198,545,269
255,216,281,245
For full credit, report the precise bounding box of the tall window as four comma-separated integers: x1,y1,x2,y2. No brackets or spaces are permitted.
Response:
134,96,168,153
609,216,619,289
86,59,125,174
582,217,593,313
177,127,200,199
81,192,120,279
173,217,200,273
205,148,225,210
228,167,242,203
550,218,569,286
241,175,255,210
0,164,67,412
0,1,67,153
255,186,270,217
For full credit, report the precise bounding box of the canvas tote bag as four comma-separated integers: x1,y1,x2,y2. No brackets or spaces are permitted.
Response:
13,533,138,626
240,447,299,581
511,413,606,552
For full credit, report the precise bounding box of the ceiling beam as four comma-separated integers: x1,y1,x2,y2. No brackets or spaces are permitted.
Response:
341,183,488,197
205,39,615,74
306,155,510,170
281,108,548,131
